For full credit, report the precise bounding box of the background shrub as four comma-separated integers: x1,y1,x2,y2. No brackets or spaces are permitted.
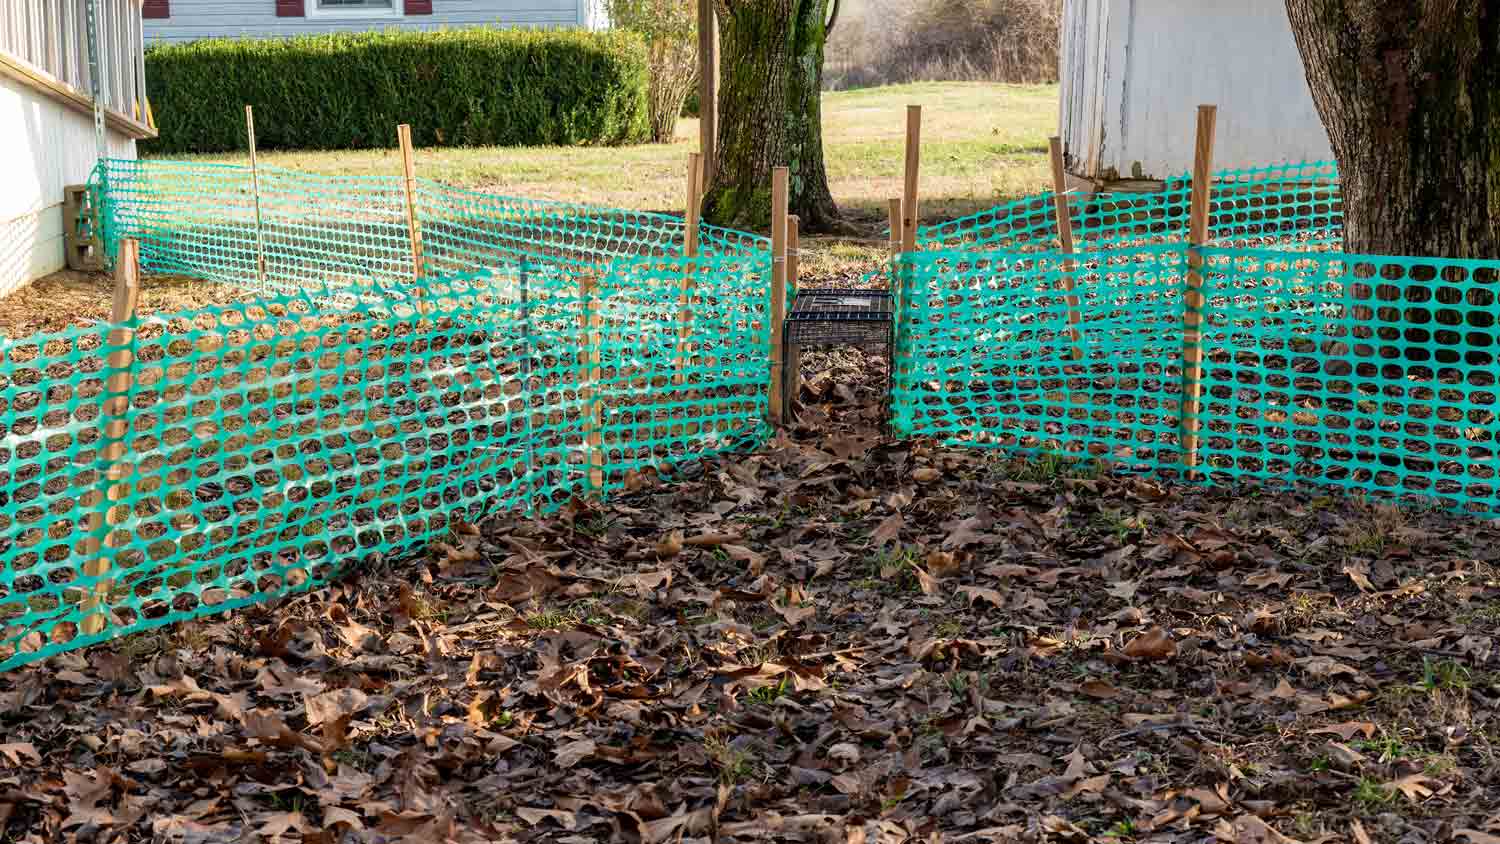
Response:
605,0,697,143
825,0,1060,90
144,28,650,154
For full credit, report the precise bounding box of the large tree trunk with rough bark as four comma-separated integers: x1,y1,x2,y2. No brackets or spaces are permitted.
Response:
702,0,842,233
1285,1,1500,257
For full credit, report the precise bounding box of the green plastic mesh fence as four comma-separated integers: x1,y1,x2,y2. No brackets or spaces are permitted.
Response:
1192,248,1500,512
914,160,1343,254
891,238,1500,516
890,154,1500,517
0,162,773,670
891,245,1189,468
95,159,769,294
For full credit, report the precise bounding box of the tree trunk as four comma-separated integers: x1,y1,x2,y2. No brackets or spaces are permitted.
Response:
1285,1,1500,257
703,0,843,233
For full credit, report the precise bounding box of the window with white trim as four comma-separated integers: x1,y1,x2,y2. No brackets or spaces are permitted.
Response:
316,0,394,9
307,0,397,18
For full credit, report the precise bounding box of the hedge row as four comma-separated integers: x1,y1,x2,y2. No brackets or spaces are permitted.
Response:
143,28,650,154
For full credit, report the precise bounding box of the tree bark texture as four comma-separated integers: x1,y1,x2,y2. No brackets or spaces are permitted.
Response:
1285,1,1500,257
702,0,842,232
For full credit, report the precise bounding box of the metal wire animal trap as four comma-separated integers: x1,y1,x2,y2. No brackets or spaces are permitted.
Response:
780,288,894,420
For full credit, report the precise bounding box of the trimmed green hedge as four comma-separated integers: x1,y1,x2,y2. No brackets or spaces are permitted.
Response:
144,28,650,154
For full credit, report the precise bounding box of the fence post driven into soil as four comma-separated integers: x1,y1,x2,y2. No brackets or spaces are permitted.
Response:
519,258,536,506
888,199,902,255
245,105,267,286
788,215,800,293
888,197,903,314
786,215,801,416
676,153,704,385
890,248,913,435
578,276,605,492
769,167,789,424
1180,105,1218,474
684,152,702,259
397,124,424,281
1048,136,1084,361
901,106,921,253
79,238,142,636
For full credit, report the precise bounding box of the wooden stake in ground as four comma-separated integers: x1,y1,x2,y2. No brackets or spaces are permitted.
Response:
1180,105,1217,473
785,214,802,418
901,105,922,253
684,152,702,259
787,215,800,293
245,105,267,286
1048,136,1084,361
518,258,536,508
697,0,718,180
888,198,903,255
888,197,905,316
768,166,789,423
79,238,142,636
579,276,605,492
397,124,424,281
675,153,704,383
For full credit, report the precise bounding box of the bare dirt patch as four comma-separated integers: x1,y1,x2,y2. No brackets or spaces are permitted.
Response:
0,270,255,337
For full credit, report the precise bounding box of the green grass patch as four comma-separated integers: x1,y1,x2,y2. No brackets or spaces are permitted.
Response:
157,82,1057,234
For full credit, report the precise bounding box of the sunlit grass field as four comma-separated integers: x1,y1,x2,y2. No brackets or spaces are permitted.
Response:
160,82,1058,233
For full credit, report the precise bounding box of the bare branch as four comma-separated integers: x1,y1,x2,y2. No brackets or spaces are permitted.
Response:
825,0,841,35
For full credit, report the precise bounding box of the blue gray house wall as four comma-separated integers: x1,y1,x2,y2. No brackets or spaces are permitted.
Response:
143,0,606,45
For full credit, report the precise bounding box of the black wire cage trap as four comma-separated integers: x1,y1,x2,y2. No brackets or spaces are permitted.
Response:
780,288,895,421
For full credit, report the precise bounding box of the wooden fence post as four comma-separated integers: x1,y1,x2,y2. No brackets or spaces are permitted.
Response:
579,276,605,492
768,166,789,424
397,124,424,281
80,238,141,636
888,198,903,255
519,258,536,509
788,215,800,292
245,105,267,286
697,0,718,179
1048,136,1084,361
785,214,802,418
675,153,704,384
901,105,922,253
1180,104,1218,474
684,152,702,259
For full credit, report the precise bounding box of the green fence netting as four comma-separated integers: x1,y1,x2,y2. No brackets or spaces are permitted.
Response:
1192,248,1500,509
95,158,769,294
889,157,1500,517
892,243,1500,516
916,160,1343,254
0,161,773,670
891,245,1190,467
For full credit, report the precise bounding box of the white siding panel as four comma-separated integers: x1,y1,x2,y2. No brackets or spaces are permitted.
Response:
144,0,586,44
1058,0,1098,173
1061,0,1333,182
1,74,135,298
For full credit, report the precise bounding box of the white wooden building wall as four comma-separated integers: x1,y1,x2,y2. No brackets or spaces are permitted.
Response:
1059,0,1334,184
2,0,149,120
1,0,146,299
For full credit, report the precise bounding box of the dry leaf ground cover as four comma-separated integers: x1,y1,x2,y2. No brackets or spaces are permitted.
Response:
3,338,1500,843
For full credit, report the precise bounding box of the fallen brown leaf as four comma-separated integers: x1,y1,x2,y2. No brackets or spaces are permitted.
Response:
1122,627,1177,661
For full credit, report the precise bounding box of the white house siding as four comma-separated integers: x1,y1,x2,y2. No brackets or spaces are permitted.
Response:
0,75,136,299
1059,0,1333,183
143,0,594,45
1057,0,1110,181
